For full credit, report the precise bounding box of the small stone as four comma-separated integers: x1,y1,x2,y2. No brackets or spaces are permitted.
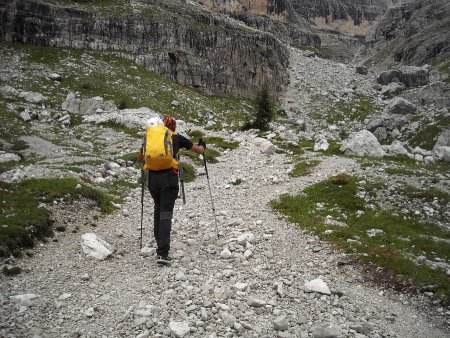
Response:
220,248,232,259
248,297,266,307
273,316,288,331
232,282,248,292
58,293,72,300
84,307,95,317
169,321,190,338
311,326,340,338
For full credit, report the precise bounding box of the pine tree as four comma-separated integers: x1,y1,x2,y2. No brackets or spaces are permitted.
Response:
253,84,273,131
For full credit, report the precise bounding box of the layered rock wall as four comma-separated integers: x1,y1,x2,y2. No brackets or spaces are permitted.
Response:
291,0,392,36
365,0,450,67
0,0,290,99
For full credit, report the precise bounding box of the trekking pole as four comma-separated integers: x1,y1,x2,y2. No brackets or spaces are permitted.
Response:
140,168,145,249
201,143,219,238
177,155,186,205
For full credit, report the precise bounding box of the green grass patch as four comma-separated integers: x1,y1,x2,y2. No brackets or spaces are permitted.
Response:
290,159,321,177
321,140,342,156
408,114,450,150
271,175,450,301
275,138,314,156
358,156,450,177
0,178,117,256
312,98,380,125
400,185,450,204
0,103,30,173
202,136,239,150
186,130,205,139
99,179,140,197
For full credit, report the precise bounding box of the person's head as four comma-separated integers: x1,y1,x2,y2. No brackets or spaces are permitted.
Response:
163,116,176,132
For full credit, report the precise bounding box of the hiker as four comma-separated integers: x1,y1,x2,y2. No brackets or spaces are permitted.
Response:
138,116,206,266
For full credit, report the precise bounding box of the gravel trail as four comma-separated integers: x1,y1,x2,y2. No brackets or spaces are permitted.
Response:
1,47,449,338
1,140,448,337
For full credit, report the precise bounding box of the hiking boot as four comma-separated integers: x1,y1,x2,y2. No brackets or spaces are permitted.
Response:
156,255,172,266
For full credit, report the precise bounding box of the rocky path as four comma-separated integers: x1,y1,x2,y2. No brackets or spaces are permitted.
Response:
1,47,449,338
1,137,448,337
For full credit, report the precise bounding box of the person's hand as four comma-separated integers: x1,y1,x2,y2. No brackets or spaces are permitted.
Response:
198,138,206,149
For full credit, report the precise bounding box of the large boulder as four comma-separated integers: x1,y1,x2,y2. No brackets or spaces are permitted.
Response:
355,66,368,75
386,97,417,115
377,67,429,87
83,107,161,129
62,93,117,115
433,129,450,149
252,137,276,155
383,141,409,156
61,92,81,114
0,85,19,99
340,130,386,157
398,66,429,87
433,129,450,162
377,70,401,85
18,91,45,104
434,146,450,163
0,152,21,163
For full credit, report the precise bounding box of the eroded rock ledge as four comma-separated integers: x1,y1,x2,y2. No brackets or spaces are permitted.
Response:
0,0,290,98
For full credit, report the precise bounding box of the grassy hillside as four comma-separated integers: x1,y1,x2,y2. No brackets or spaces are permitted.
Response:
0,43,253,130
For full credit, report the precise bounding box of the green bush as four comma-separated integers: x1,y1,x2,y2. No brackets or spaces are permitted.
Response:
3,266,22,276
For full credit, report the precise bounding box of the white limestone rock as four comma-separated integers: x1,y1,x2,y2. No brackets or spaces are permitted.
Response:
0,152,21,163
304,278,331,295
340,130,386,157
314,137,329,152
232,282,248,292
18,91,45,103
81,233,114,260
169,321,190,338
9,294,40,307
252,137,276,155
433,146,450,162
384,140,409,156
19,110,32,122
48,73,62,81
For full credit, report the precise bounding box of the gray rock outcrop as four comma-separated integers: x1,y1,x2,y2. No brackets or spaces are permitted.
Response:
0,0,289,99
365,0,450,68
62,93,118,115
81,233,114,260
386,97,417,115
377,67,429,87
340,130,386,157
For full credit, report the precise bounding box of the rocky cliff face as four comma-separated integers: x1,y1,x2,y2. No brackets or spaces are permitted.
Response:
0,0,290,99
195,0,393,37
364,0,450,68
291,0,393,36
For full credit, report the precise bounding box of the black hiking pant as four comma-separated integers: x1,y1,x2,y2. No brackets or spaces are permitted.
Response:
148,169,179,257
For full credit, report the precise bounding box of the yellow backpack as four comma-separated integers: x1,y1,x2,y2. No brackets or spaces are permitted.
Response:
143,125,179,171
